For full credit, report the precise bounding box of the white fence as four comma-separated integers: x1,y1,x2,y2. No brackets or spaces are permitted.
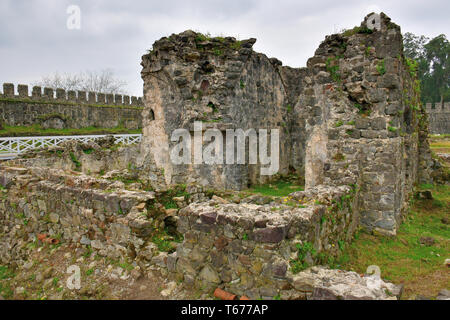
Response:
0,134,142,159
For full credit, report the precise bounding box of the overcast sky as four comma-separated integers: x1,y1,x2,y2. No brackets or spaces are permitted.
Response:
0,0,448,96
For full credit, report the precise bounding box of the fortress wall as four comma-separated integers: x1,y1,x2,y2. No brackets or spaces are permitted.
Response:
425,102,450,134
0,84,144,130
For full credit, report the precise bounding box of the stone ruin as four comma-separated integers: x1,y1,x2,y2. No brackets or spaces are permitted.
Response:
0,13,436,299
426,102,450,134
138,12,432,235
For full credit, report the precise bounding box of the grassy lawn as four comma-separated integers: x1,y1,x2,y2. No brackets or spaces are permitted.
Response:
430,134,450,154
0,265,15,299
0,124,142,137
246,179,304,197
340,183,450,299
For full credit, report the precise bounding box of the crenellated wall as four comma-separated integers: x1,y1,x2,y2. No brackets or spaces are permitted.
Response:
425,102,450,134
0,83,144,130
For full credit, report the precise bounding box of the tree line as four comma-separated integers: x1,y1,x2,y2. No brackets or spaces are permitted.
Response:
403,33,449,105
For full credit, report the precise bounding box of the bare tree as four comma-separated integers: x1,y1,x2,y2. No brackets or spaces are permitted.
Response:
35,69,128,94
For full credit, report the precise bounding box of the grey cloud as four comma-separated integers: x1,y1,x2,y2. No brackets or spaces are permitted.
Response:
0,0,448,95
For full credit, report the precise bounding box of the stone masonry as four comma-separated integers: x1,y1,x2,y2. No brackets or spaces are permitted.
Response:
0,84,143,130
139,31,307,191
426,102,450,134
139,13,432,235
0,13,435,299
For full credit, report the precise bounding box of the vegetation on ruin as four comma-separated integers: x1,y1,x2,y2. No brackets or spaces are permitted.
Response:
341,26,373,37
377,59,386,75
0,124,142,137
325,56,342,83
339,183,450,299
334,120,344,127
152,227,184,253
69,152,82,171
193,32,242,54
290,242,316,274
158,185,191,209
353,103,371,116
332,152,346,162
365,46,373,57
36,113,69,122
246,179,304,198
388,126,398,133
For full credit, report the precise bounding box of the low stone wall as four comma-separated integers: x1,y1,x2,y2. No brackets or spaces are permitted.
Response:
166,185,359,297
0,83,143,130
7,139,141,176
0,166,156,265
0,160,361,298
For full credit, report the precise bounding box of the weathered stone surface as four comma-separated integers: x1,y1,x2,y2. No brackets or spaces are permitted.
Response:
293,267,401,300
426,102,450,134
0,87,142,130
199,265,221,284
253,227,285,243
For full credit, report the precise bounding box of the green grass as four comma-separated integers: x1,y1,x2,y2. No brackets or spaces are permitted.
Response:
429,136,450,157
377,59,386,75
0,124,142,137
326,56,342,83
430,141,450,150
247,180,304,197
335,120,344,127
430,134,450,140
0,265,15,299
152,228,183,253
341,26,373,37
69,152,81,170
290,242,316,274
340,184,450,299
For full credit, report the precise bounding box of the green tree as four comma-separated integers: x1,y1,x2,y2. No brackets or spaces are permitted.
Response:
424,35,450,104
403,33,449,105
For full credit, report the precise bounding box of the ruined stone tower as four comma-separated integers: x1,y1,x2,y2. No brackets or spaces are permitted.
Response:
139,13,432,235
0,13,438,300
138,32,304,191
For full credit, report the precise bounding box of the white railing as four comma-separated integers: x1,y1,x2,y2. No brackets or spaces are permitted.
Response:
0,134,142,159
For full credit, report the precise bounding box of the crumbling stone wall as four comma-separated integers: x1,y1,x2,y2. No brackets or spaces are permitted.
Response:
0,163,402,299
298,13,432,235
173,185,359,296
0,166,155,265
0,84,143,130
0,163,359,299
426,102,450,134
0,13,435,299
139,32,308,191
139,13,432,235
